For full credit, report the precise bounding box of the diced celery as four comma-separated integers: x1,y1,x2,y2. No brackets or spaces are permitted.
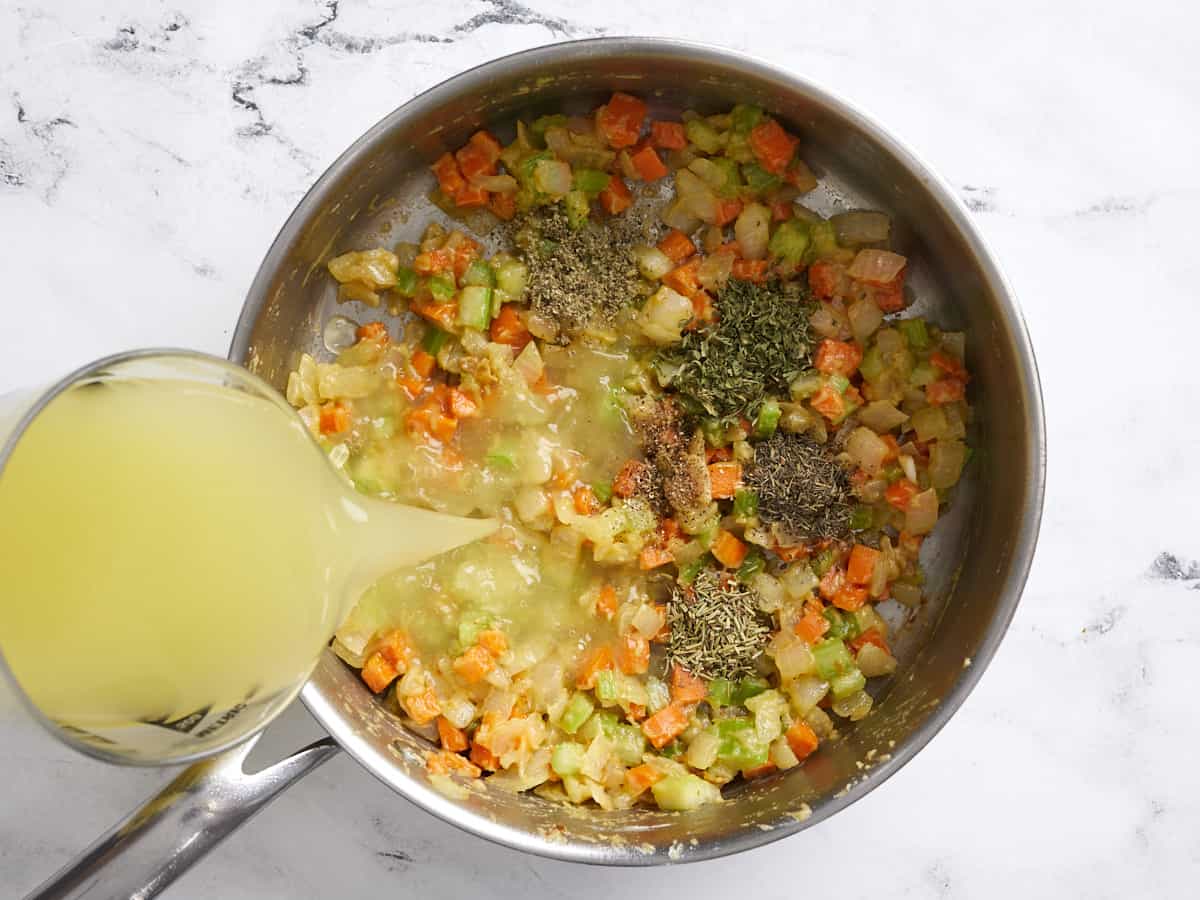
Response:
753,399,782,439
595,670,620,705
394,266,418,298
724,131,755,164
812,547,837,576
592,480,613,504
732,488,759,519
578,709,617,742
807,220,840,260
716,718,769,770
490,287,509,319
701,418,729,448
573,167,611,195
517,150,554,192
652,773,722,810
495,259,529,300
858,346,885,383
737,549,765,583
812,639,855,681
611,724,647,766
558,692,594,735
731,677,769,706
898,317,930,351
729,104,764,135
823,607,857,641
564,190,590,229
458,285,493,330
707,678,734,707
462,259,496,288
422,326,450,355
910,362,940,387
848,505,874,531
551,742,585,776
646,676,671,713
660,739,684,759
429,273,456,302
829,668,866,700
768,220,810,262
710,157,742,196
829,374,850,393
457,611,494,648
677,556,706,586
530,114,568,146
685,119,723,154
742,162,781,195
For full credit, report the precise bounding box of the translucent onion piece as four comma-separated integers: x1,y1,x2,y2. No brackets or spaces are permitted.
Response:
848,249,906,285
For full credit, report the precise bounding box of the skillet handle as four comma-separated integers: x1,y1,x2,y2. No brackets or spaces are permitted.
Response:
22,735,341,900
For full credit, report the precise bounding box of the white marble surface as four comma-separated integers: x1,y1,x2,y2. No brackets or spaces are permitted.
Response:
2,1,1199,896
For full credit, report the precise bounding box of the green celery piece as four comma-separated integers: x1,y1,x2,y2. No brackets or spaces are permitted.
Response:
659,739,685,760
859,346,885,383
823,607,854,641
737,549,765,583
429,273,456,302
829,374,850,394
595,670,619,705
592,480,613,505
462,259,496,288
422,326,450,355
881,464,904,483
394,266,418,298
701,418,729,448
530,114,568,146
768,220,810,263
485,451,516,471
677,556,706,586
742,162,781,194
707,678,734,707
848,504,874,531
612,724,647,766
807,220,841,261
551,742,585,776
898,317,930,351
495,259,528,299
685,119,723,154
652,773,718,810
910,362,940,387
716,718,768,769
457,611,494,648
729,104,764,135
813,547,837,576
731,677,769,706
753,399,782,439
457,285,493,330
564,189,590,229
573,168,612,195
830,668,866,700
812,639,855,681
711,157,742,196
732,488,759,519
517,150,554,192
724,131,755,164
578,709,618,742
558,692,594,735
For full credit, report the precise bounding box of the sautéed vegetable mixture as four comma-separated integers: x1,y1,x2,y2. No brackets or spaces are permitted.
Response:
286,93,972,811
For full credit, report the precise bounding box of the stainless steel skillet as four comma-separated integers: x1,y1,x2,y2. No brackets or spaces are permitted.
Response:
26,37,1045,899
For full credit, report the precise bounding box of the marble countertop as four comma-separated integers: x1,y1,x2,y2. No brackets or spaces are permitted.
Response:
3,1,1198,896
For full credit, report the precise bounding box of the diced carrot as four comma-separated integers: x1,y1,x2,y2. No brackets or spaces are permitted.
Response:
898,530,924,557
809,384,846,422
651,603,670,642
356,321,389,343
595,583,618,620
650,120,687,150
318,401,350,435
707,446,733,463
488,190,516,221
573,485,600,515
774,543,811,563
437,717,469,752
743,762,779,779
476,630,508,657
575,645,614,689
626,702,647,722
409,348,436,378
832,584,868,611
469,740,499,771
375,629,414,669
748,119,798,174
612,459,647,498
814,339,864,376
447,387,478,419
926,378,966,406
454,183,489,208
711,529,747,568
844,383,863,407
361,652,398,693
411,300,459,331
490,304,531,349
818,565,845,601
731,258,769,283
713,198,744,226
449,236,482,281
641,702,690,749
930,350,968,381
455,130,503,178
598,175,633,214
662,257,703,298
880,433,900,463
659,517,681,544
402,687,441,725
396,370,426,399
413,248,454,276
884,479,920,510
626,762,665,796
785,720,819,760
670,665,707,704
426,749,481,778
707,461,743,499
431,152,466,198
771,199,793,221
808,261,842,300
846,544,881,586
452,644,495,684
629,145,669,181
430,412,457,443
617,633,650,675
596,92,647,149
657,229,697,264
849,628,890,655
639,545,675,570
796,610,830,644
872,270,906,312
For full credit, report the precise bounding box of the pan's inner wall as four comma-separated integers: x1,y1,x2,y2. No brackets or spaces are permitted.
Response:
236,43,1038,863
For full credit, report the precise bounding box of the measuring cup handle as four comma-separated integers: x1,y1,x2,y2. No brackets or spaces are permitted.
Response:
22,735,341,900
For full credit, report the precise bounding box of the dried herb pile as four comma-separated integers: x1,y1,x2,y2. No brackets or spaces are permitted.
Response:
655,278,812,423
666,568,770,680
747,432,853,542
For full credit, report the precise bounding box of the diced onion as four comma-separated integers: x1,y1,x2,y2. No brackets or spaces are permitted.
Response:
831,689,873,721
696,251,734,291
631,603,666,640
470,173,518,193
661,197,701,233
848,249,907,285
891,582,922,607
858,400,908,432
771,637,816,679
786,675,829,715
734,202,771,260
633,245,674,281
847,298,884,342
533,159,572,198
846,427,890,475
638,285,693,345
905,488,939,535
687,158,727,190
322,315,359,353
857,644,898,678
899,453,918,483
929,439,966,489
513,341,544,386
832,211,891,245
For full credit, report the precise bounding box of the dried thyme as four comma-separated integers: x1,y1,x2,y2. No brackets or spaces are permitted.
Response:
747,433,853,542
655,278,812,423
666,568,771,680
